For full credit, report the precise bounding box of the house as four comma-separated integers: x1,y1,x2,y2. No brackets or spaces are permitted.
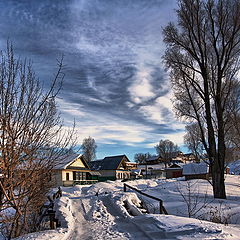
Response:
182,162,209,180
137,163,166,179
125,161,138,170
165,163,183,179
171,159,184,164
143,155,162,165
182,153,197,162
52,153,100,186
89,155,131,181
171,151,184,161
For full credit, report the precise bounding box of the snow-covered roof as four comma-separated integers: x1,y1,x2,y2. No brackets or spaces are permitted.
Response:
228,160,240,175
54,153,81,169
182,162,209,175
137,163,165,170
145,156,160,162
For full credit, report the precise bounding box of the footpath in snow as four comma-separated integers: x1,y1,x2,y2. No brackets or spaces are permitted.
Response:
18,175,240,240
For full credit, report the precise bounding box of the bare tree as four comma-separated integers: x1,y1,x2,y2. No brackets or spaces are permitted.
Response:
163,0,240,199
81,136,97,162
155,139,179,168
184,123,204,162
0,44,76,238
134,153,151,164
176,180,210,218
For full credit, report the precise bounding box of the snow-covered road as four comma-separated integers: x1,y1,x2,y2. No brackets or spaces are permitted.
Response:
19,177,240,240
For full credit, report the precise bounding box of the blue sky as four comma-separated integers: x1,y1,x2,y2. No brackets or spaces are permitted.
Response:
0,0,188,161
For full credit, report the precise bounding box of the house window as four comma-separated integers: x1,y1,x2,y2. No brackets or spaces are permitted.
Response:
66,173,70,181
73,171,86,180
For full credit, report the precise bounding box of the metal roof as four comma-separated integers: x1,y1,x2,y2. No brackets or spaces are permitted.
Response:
89,155,129,170
146,156,160,161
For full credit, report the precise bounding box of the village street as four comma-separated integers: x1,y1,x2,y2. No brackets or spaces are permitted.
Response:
19,177,240,240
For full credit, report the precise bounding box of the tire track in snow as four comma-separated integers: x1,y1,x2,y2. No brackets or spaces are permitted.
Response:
63,194,126,240
100,195,158,240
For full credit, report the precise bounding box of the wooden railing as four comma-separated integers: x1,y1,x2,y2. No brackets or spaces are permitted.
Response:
123,183,168,214
63,180,98,186
73,180,98,185
38,187,62,229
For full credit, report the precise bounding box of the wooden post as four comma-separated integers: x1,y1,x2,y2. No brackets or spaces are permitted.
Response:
48,210,56,229
49,213,55,229
160,200,163,214
124,183,168,214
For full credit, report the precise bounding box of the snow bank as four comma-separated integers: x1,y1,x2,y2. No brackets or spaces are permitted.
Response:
143,214,240,239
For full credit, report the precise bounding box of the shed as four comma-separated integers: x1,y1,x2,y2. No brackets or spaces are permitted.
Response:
182,162,209,180
165,164,183,179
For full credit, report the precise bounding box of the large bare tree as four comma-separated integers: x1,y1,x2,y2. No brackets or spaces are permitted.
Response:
155,139,179,168
134,153,152,164
163,0,240,198
0,44,76,238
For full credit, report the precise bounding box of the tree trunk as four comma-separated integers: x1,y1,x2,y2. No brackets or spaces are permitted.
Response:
212,89,227,199
212,159,226,199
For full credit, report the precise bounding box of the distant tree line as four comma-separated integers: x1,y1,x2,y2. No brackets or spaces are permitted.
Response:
134,139,179,167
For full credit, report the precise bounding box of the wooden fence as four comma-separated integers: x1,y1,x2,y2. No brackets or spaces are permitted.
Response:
38,187,62,229
123,183,168,214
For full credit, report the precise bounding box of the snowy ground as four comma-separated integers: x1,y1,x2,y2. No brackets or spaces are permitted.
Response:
17,175,240,239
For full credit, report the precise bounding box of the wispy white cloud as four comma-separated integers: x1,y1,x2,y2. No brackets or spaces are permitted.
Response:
57,98,156,146
128,67,155,104
138,92,173,124
146,131,186,148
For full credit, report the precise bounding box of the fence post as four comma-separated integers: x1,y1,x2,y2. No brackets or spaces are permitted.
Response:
124,183,126,192
48,210,56,229
160,200,163,214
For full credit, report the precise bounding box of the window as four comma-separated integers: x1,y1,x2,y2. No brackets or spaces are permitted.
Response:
66,173,70,181
73,171,87,180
